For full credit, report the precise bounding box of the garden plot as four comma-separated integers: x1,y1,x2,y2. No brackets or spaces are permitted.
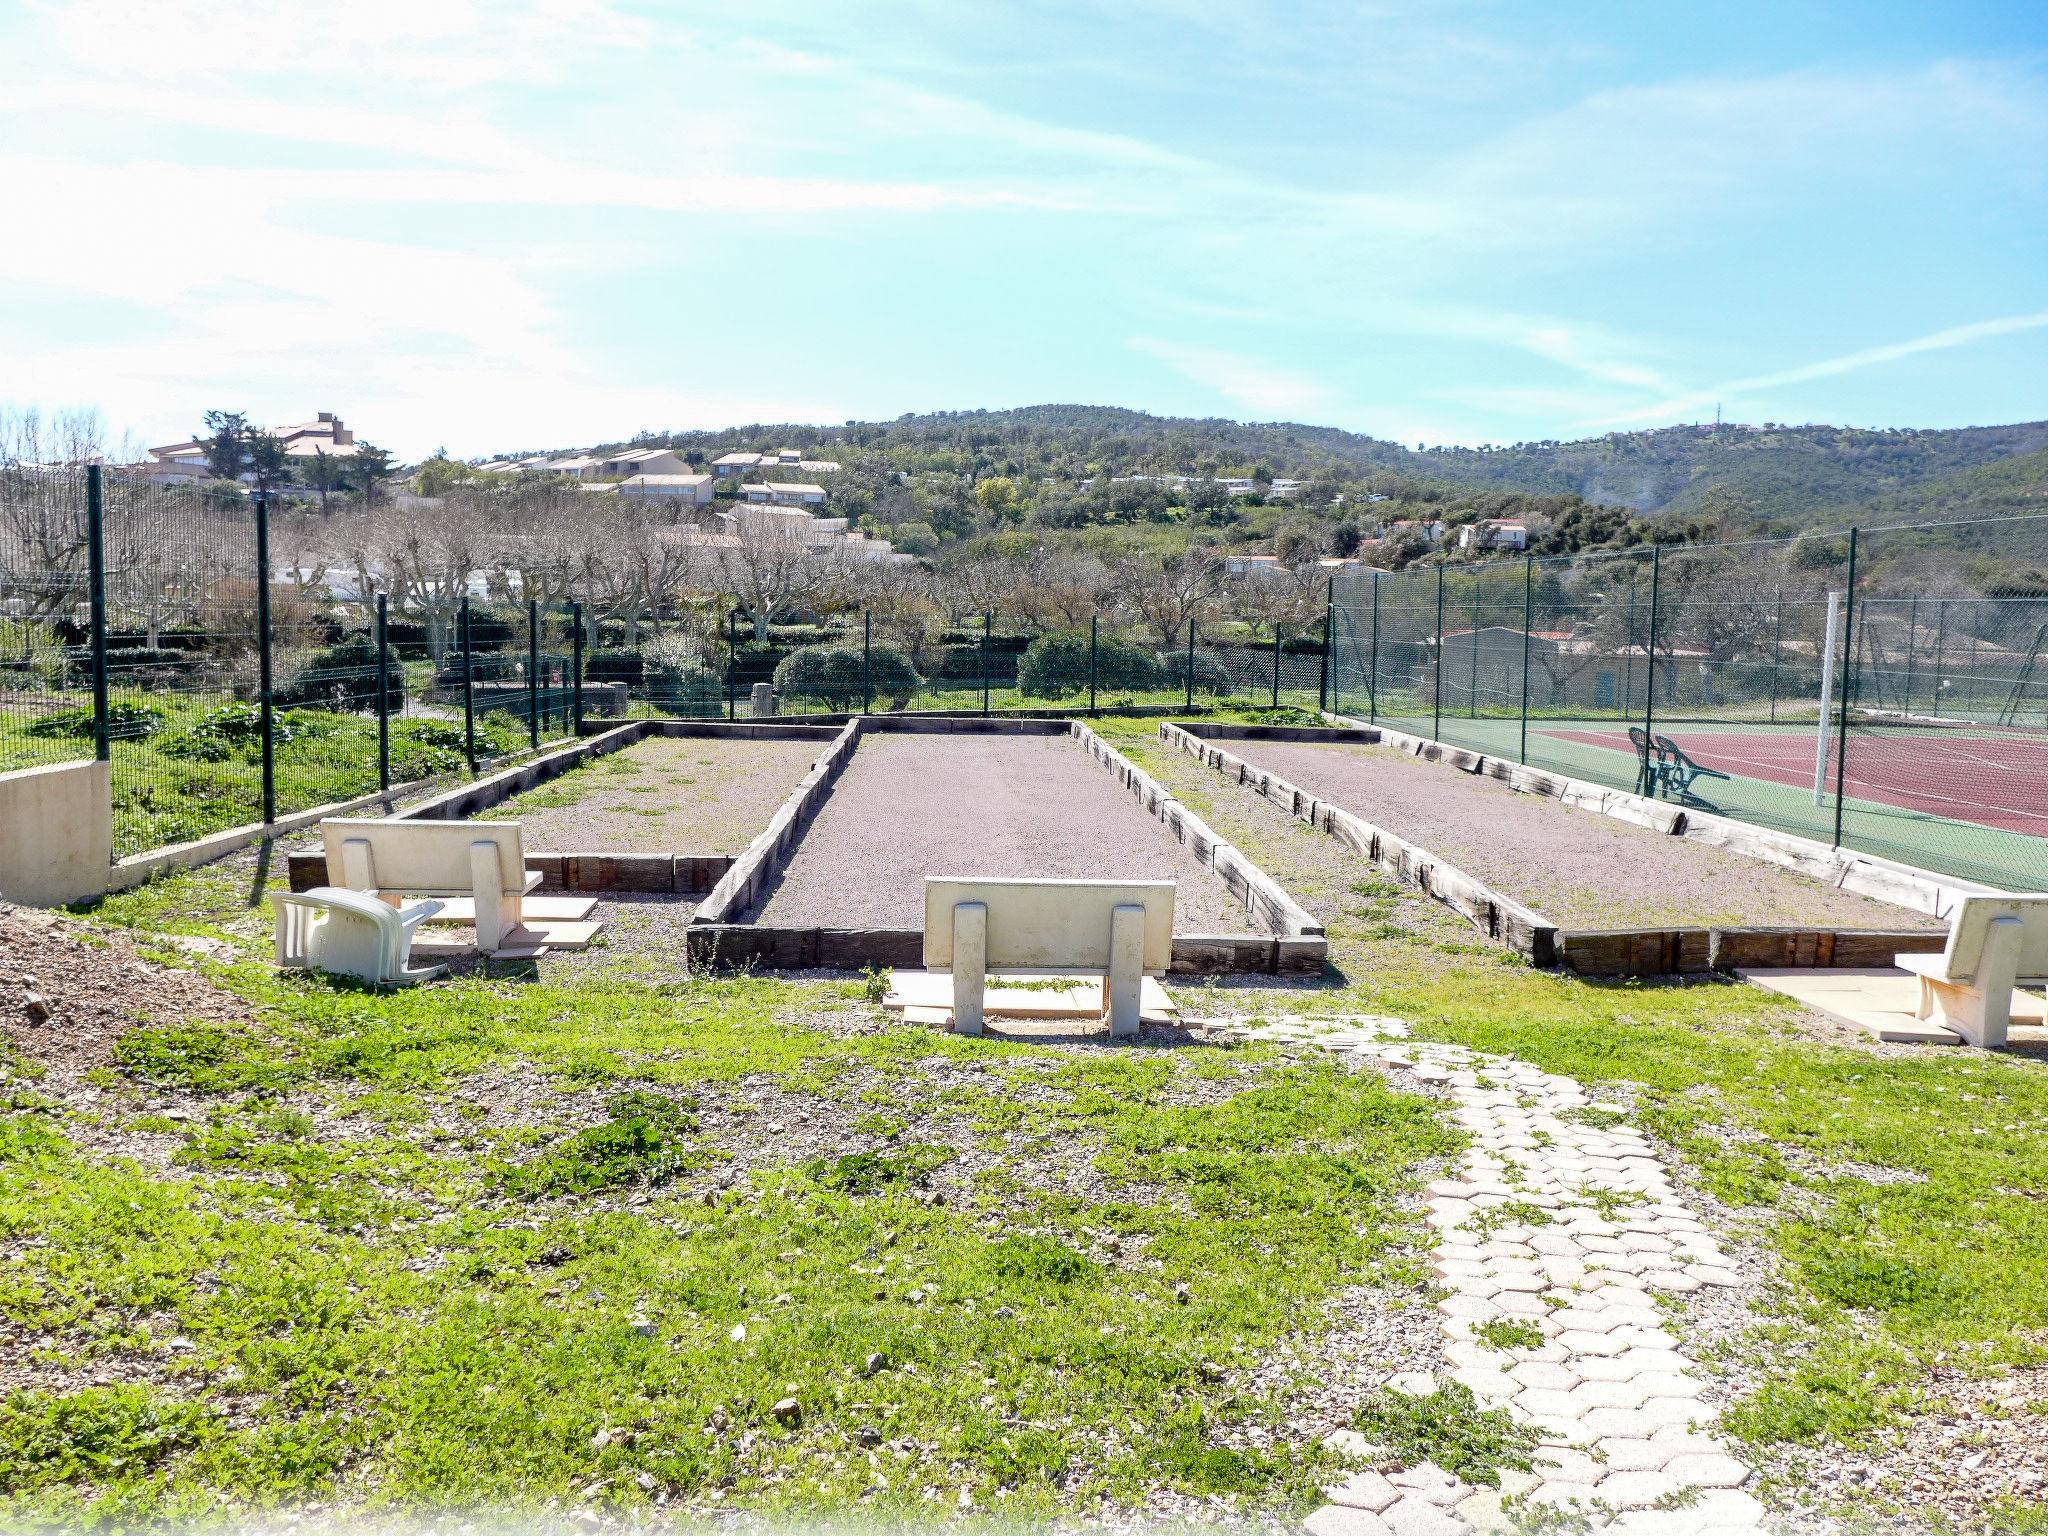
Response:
752,732,1255,934
1221,738,1932,934
493,734,824,854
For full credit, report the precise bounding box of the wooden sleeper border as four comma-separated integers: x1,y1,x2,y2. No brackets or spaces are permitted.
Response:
1162,720,1946,978
685,716,1326,976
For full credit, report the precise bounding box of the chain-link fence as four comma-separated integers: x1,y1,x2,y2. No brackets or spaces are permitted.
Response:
1332,514,2048,890
1,467,586,859
592,610,1330,721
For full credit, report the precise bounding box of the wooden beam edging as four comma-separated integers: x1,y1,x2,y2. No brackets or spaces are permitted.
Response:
1320,710,1991,919
691,717,864,925
682,922,1312,977
1067,722,1325,951
1159,720,1560,968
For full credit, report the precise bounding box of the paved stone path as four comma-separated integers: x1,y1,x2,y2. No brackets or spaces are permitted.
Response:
1230,1017,1768,1536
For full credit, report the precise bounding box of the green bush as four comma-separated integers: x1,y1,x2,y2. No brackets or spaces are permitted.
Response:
773,643,919,708
584,649,644,686
28,700,163,740
643,635,723,718
276,635,403,711
1161,650,1232,696
1017,630,1163,698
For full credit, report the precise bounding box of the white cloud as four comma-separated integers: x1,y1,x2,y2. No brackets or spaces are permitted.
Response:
1129,338,1337,419
1599,311,2048,427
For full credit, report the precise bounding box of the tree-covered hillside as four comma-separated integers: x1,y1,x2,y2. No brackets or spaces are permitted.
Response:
557,404,2048,530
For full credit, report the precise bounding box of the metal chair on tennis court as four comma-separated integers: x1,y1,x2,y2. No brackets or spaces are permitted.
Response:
1651,734,1731,807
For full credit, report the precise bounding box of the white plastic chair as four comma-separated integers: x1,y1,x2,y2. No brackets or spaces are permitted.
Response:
271,887,447,986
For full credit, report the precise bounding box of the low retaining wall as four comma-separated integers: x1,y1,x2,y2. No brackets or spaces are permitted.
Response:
0,760,112,907
685,716,1327,976
1164,720,1948,978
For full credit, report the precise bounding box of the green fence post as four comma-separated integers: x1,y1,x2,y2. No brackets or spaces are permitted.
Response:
1519,554,1533,765
255,491,275,824
1768,593,1783,724
526,597,541,749
981,611,993,717
1931,599,1947,720
1903,595,1919,714
376,592,391,791
1271,626,1282,709
1089,613,1099,716
1641,546,1662,781
1833,528,1859,847
863,609,873,715
571,600,585,733
1623,567,1638,718
1318,598,1332,713
726,609,737,721
1432,564,1445,742
1468,573,1482,718
460,595,476,773
1184,619,1196,710
85,465,109,763
1368,572,1380,723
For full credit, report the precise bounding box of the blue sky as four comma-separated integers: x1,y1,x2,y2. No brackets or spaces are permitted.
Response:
1,0,2044,460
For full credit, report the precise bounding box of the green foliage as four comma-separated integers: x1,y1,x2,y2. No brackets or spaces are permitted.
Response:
276,635,403,711
641,636,723,719
773,642,920,707
0,1387,213,1492
1473,1318,1545,1352
1161,649,1231,695
28,700,161,740
1349,1383,1539,1488
508,1090,699,1197
802,1144,952,1196
1016,630,1163,698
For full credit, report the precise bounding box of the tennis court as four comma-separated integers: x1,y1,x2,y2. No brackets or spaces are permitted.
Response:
1411,714,2048,891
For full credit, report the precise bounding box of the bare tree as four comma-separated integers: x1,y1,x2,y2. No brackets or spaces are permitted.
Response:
1114,547,1224,649
716,509,832,642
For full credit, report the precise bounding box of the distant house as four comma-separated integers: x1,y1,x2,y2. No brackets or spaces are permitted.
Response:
1268,479,1304,500
711,452,763,478
1215,478,1256,497
711,450,841,479
590,447,689,479
615,473,715,507
1224,554,1286,580
741,481,828,508
538,455,602,478
1457,519,1529,552
146,410,364,479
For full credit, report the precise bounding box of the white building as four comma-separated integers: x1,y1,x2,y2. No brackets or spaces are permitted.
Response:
615,473,715,507
741,481,828,508
1457,520,1529,552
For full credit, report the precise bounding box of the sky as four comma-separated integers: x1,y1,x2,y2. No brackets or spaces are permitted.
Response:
1,0,2045,461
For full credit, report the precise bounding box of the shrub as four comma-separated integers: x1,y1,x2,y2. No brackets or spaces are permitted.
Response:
509,1090,698,1197
584,649,644,686
101,647,198,687
275,635,403,711
774,643,919,708
642,634,722,718
158,704,339,762
1017,630,1163,698
28,700,163,740
1161,649,1232,696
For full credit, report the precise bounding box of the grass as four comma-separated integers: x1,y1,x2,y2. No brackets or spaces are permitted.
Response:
1096,719,2048,1494
0,870,1458,1526
5,706,2044,1529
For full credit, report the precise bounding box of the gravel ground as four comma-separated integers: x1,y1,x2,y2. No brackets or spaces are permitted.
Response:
753,734,1257,934
496,736,826,853
0,902,252,1084
1231,740,1937,932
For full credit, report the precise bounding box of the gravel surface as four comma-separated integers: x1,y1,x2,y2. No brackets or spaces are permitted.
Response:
753,733,1257,933
496,736,825,853
1232,740,1937,932
0,902,252,1083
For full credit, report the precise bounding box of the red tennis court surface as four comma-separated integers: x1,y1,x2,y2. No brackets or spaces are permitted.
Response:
1544,724,2048,836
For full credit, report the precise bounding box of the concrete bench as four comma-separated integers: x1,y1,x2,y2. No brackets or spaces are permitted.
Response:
270,887,446,986
923,876,1174,1039
320,817,542,955
1896,894,2048,1048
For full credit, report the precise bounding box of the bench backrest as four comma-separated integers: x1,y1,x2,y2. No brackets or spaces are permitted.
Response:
321,817,527,895
1942,893,2048,979
923,877,1174,972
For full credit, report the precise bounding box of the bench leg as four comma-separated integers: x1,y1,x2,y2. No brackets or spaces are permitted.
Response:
1924,917,2021,1049
1107,904,1144,1040
471,842,508,954
951,901,987,1038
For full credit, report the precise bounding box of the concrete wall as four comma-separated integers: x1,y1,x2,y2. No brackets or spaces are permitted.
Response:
0,760,111,907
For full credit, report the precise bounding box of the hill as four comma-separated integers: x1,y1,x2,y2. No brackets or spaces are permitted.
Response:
567,405,2048,532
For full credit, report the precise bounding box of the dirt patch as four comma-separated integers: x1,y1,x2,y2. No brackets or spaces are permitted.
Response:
496,736,825,854
1230,740,1936,932
0,903,252,1081
752,733,1257,934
